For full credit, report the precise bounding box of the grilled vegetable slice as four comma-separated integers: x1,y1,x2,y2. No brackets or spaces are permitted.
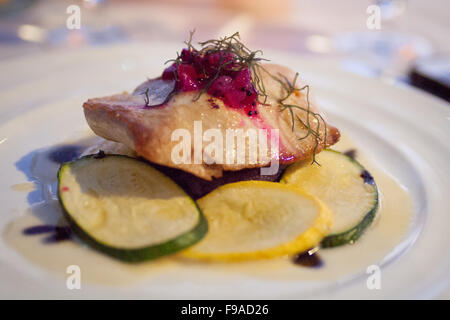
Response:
57,154,207,262
281,149,378,247
182,181,332,261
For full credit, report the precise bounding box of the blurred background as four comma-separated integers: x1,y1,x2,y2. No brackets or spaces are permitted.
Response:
0,0,449,100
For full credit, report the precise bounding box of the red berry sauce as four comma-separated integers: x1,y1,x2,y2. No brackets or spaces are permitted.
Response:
162,48,259,116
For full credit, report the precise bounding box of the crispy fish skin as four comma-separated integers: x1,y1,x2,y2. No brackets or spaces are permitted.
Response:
83,64,340,180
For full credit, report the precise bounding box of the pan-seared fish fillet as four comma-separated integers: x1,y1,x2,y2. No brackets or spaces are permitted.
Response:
83,64,339,180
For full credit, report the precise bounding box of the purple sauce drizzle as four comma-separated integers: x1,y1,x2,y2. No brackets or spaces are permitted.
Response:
23,225,72,243
93,150,106,159
48,145,83,164
343,149,357,160
43,227,72,243
292,248,323,268
23,225,59,235
360,169,375,185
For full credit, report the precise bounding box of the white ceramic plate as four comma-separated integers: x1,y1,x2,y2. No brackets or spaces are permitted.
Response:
0,43,449,299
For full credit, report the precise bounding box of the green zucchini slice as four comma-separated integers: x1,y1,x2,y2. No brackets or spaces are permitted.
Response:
57,154,207,262
281,149,378,247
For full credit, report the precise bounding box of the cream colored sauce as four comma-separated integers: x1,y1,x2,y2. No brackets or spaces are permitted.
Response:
3,133,413,285
11,182,35,192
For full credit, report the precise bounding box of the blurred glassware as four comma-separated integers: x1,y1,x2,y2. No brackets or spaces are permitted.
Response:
333,0,433,82
11,0,128,49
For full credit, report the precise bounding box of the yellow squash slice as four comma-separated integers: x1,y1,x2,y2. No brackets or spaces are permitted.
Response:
281,150,378,247
182,181,332,261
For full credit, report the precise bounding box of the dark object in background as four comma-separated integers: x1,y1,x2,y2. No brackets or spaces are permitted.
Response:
0,0,35,16
409,54,450,103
